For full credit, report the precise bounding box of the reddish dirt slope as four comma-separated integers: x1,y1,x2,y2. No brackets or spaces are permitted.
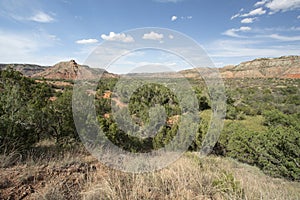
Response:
32,60,117,80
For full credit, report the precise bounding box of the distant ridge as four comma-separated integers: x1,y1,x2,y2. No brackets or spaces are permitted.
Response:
0,63,49,77
1,55,299,79
220,55,300,79
179,55,300,79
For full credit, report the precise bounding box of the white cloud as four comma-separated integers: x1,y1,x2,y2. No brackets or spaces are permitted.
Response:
227,26,300,40
230,8,245,20
76,39,99,44
0,1,55,23
171,15,192,21
241,18,256,23
48,34,60,41
223,30,240,38
265,0,300,13
254,0,268,7
267,34,300,41
171,15,177,21
298,15,300,19
231,13,241,20
0,29,66,65
169,34,174,39
206,39,300,61
180,16,193,19
291,26,300,31
29,11,54,23
241,7,266,17
142,31,164,41
101,32,134,43
223,27,252,37
0,31,38,55
255,26,300,33
240,27,252,31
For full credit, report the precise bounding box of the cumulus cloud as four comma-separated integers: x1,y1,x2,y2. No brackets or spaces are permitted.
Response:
29,11,54,23
223,26,252,37
241,7,266,17
265,0,300,13
169,34,174,39
142,31,164,41
76,39,99,44
241,17,256,23
101,32,134,43
171,15,178,21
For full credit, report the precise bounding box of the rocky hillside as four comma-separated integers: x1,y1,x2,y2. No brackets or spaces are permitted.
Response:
179,68,213,79
0,63,48,77
32,60,117,80
220,56,300,79
0,60,117,80
179,56,300,79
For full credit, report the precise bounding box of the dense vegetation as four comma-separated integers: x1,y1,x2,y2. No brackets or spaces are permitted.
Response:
0,68,78,151
218,78,300,181
0,68,299,181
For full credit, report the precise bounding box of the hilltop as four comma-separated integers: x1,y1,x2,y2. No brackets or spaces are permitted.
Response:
0,60,117,80
32,60,117,80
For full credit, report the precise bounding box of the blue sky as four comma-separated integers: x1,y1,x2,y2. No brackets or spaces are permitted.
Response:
0,0,299,73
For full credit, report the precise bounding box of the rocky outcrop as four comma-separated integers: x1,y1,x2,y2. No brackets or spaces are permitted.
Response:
0,60,118,80
220,56,300,79
32,60,117,80
177,56,300,79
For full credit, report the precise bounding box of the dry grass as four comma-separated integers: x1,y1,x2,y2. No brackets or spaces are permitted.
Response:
82,154,243,200
81,153,300,200
204,156,300,200
1,144,300,200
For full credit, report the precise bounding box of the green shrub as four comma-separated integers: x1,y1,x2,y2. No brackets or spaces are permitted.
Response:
225,124,300,181
0,69,53,151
